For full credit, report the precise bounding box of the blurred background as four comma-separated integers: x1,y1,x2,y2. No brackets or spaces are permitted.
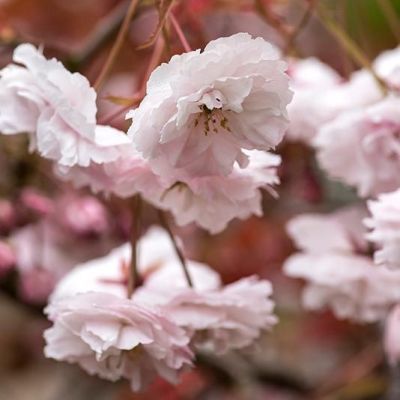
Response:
0,1,399,399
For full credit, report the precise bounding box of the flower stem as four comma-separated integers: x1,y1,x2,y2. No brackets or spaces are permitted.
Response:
94,0,140,91
377,0,400,43
284,0,315,55
169,13,192,52
127,195,142,297
317,4,387,95
157,210,193,287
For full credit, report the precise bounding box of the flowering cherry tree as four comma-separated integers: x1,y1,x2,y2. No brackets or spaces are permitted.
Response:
2,1,400,399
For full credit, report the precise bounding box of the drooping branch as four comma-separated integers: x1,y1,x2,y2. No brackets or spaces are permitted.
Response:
158,210,193,287
127,195,142,297
94,0,140,90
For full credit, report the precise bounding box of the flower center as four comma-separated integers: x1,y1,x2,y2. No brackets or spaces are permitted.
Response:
193,90,232,136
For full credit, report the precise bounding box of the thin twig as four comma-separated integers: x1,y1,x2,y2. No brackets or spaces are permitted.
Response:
98,36,165,125
128,195,142,297
169,13,192,52
157,210,193,287
94,0,140,91
284,0,315,55
377,0,400,43
254,0,291,41
317,3,388,95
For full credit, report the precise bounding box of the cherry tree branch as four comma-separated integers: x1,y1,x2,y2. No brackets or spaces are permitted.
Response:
127,195,142,297
94,0,140,90
169,13,192,52
157,210,193,287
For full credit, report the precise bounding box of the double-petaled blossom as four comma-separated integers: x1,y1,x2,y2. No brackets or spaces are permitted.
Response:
315,96,400,197
366,189,400,269
0,44,131,166
284,208,400,322
127,33,292,178
134,275,277,355
55,144,162,200
152,150,281,234
44,292,193,391
287,60,381,144
51,226,222,301
59,147,281,234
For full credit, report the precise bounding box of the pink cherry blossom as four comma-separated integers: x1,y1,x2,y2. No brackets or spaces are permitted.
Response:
366,189,400,269
153,150,281,234
55,195,109,236
55,144,163,200
287,66,381,144
286,57,341,143
51,226,221,301
19,188,54,216
384,304,400,365
44,292,193,391
284,209,400,322
127,33,291,177
0,44,131,166
314,96,400,197
134,276,277,354
374,45,400,90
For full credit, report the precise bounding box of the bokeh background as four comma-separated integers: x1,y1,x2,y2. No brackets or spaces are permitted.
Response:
0,1,400,399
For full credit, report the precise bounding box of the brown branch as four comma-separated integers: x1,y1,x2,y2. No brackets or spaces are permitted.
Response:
157,210,193,287
94,0,140,91
127,195,142,297
284,0,316,55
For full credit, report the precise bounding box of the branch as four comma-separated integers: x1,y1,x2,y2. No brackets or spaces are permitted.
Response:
157,210,193,287
127,195,142,297
94,0,141,90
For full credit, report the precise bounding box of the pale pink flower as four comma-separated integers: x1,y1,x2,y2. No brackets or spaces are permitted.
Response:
153,150,281,234
134,276,277,354
315,96,400,197
55,195,109,236
287,67,381,144
44,292,193,391
374,46,400,90
18,268,56,304
284,209,400,322
127,33,291,177
285,252,400,322
51,226,221,301
19,188,54,216
384,304,400,365
0,60,44,137
0,240,16,277
0,199,16,233
55,145,163,199
0,44,131,166
286,58,341,143
286,206,368,255
366,189,400,269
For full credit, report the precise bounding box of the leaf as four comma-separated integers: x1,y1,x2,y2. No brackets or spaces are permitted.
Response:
136,0,175,50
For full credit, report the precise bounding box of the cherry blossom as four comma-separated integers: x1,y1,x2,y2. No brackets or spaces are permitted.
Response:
366,189,400,269
152,150,281,233
51,226,221,301
284,208,400,322
314,96,400,197
44,292,193,391
127,33,291,177
134,276,277,354
0,44,131,166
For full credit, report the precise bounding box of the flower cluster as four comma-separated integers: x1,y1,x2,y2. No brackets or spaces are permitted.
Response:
45,227,277,390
